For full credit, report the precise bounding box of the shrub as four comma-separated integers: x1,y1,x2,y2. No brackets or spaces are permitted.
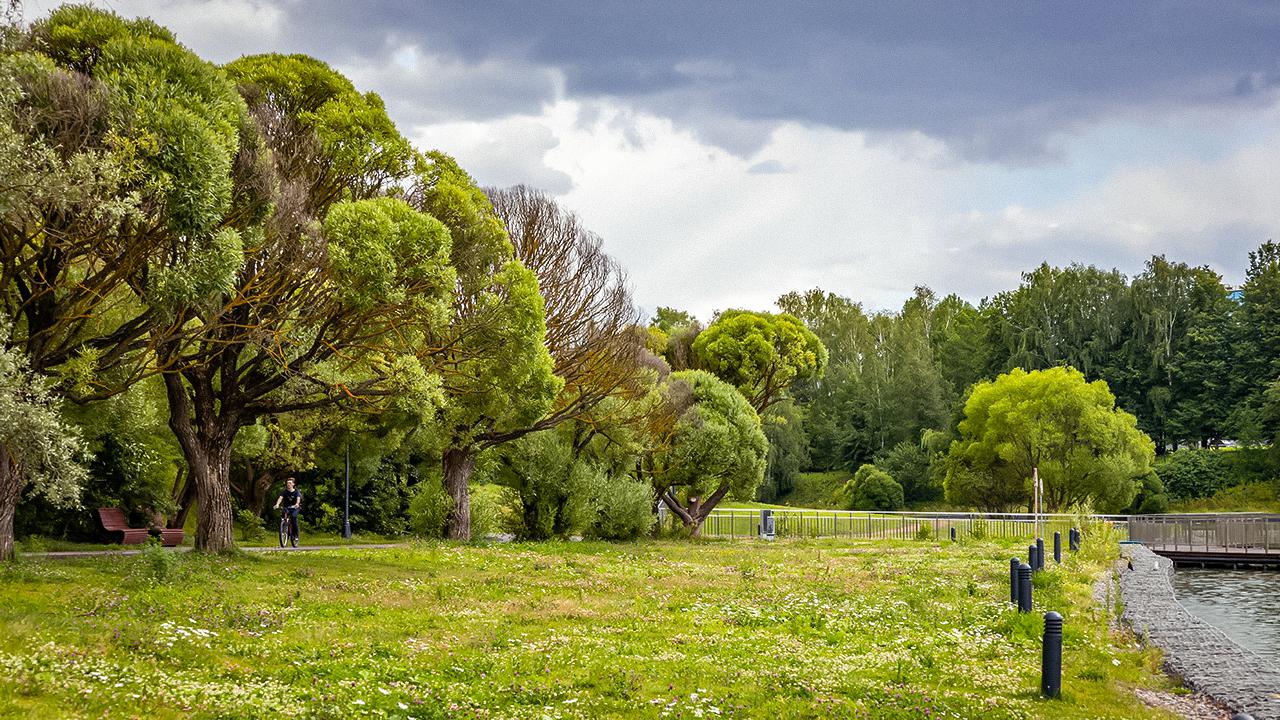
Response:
1127,472,1170,514
1156,450,1231,499
234,509,265,542
469,483,509,538
841,464,905,511
875,440,938,503
913,521,933,541
309,502,341,534
589,475,655,541
407,474,452,538
485,432,597,540
968,516,989,540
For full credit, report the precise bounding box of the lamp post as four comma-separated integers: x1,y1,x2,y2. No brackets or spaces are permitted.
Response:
343,441,351,539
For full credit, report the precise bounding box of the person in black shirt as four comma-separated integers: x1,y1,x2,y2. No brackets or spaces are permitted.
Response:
274,477,302,544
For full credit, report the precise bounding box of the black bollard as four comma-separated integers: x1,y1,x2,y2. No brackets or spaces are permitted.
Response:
1053,531,1062,564
1028,543,1038,572
1036,536,1046,570
1017,562,1033,613
1069,528,1080,552
1010,557,1020,604
950,526,957,542
1041,611,1062,698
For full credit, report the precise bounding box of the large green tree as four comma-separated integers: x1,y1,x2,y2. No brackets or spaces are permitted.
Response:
644,370,767,534
1,7,261,555
692,309,826,414
146,54,455,551
944,366,1154,512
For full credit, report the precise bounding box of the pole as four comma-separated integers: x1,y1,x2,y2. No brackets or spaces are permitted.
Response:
343,441,351,539
1033,466,1041,542
1018,562,1033,613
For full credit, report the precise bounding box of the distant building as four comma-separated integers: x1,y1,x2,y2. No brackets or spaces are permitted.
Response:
1226,285,1244,302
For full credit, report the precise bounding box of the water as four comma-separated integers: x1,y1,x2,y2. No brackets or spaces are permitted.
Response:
1170,567,1280,663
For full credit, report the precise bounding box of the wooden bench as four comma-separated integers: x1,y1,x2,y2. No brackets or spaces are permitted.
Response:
153,527,185,547
97,508,151,545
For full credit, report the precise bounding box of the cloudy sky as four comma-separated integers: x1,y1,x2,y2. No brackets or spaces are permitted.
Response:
67,1,1280,318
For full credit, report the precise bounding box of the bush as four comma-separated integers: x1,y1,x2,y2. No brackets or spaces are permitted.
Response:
309,502,341,534
234,509,265,541
1156,449,1232,499
484,432,597,540
875,440,938,503
407,474,452,538
913,521,933,541
841,464,904,511
1127,472,1170,514
969,516,989,540
589,475,655,540
469,483,509,538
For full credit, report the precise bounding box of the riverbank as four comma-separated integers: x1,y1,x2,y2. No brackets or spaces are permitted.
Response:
1119,544,1280,720
2,538,1177,719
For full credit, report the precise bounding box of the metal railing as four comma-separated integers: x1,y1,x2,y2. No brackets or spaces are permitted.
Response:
1127,513,1280,556
698,508,1129,541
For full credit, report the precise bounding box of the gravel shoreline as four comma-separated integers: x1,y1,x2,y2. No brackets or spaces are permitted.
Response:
1118,544,1280,720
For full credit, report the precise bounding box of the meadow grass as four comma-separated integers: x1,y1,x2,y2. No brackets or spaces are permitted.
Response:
0,537,1178,719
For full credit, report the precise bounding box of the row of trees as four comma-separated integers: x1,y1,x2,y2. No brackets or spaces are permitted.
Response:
709,247,1279,509
2,6,831,557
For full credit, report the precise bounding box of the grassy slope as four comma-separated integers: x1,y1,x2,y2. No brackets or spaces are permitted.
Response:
0,538,1176,719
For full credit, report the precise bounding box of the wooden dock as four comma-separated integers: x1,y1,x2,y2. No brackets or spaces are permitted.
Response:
1128,514,1280,567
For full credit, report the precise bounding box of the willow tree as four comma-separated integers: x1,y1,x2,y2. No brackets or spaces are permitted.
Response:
414,182,643,540
944,366,1154,512
145,54,455,552
644,370,767,534
1,7,261,556
692,310,827,414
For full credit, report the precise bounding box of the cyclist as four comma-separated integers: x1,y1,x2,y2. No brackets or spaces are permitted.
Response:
273,477,302,546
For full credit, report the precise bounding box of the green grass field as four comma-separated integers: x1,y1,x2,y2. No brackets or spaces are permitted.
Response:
0,536,1178,719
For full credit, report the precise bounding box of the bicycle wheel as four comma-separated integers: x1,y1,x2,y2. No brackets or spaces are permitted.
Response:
279,517,288,548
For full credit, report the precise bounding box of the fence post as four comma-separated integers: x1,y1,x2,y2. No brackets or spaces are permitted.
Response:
1041,611,1062,698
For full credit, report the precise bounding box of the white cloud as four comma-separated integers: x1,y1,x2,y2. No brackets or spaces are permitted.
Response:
416,100,1280,319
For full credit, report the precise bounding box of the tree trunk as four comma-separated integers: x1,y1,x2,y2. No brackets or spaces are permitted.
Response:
168,467,195,529
443,447,477,541
164,372,240,553
0,445,19,561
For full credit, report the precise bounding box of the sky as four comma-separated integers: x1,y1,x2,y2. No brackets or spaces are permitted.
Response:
63,1,1280,319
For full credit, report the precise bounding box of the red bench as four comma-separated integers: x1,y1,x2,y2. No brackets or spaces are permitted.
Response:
96,508,184,547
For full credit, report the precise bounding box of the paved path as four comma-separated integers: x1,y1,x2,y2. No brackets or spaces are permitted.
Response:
1120,544,1280,720
23,543,406,559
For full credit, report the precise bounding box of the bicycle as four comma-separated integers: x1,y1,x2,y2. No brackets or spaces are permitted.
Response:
279,509,299,548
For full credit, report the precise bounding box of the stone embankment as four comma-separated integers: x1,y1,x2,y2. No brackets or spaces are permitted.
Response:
1119,544,1280,720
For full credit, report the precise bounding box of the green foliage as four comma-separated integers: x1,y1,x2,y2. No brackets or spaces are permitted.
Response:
484,432,595,540
875,439,938,503
1168,482,1280,513
649,370,768,509
128,537,177,586
1155,449,1232,499
945,367,1154,512
234,509,265,542
758,401,808,502
588,475,655,541
468,483,507,538
840,464,905,511
1128,473,1170,514
0,323,87,509
407,473,452,538
692,309,827,413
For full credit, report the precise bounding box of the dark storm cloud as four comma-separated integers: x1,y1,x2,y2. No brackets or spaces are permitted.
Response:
245,0,1280,162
